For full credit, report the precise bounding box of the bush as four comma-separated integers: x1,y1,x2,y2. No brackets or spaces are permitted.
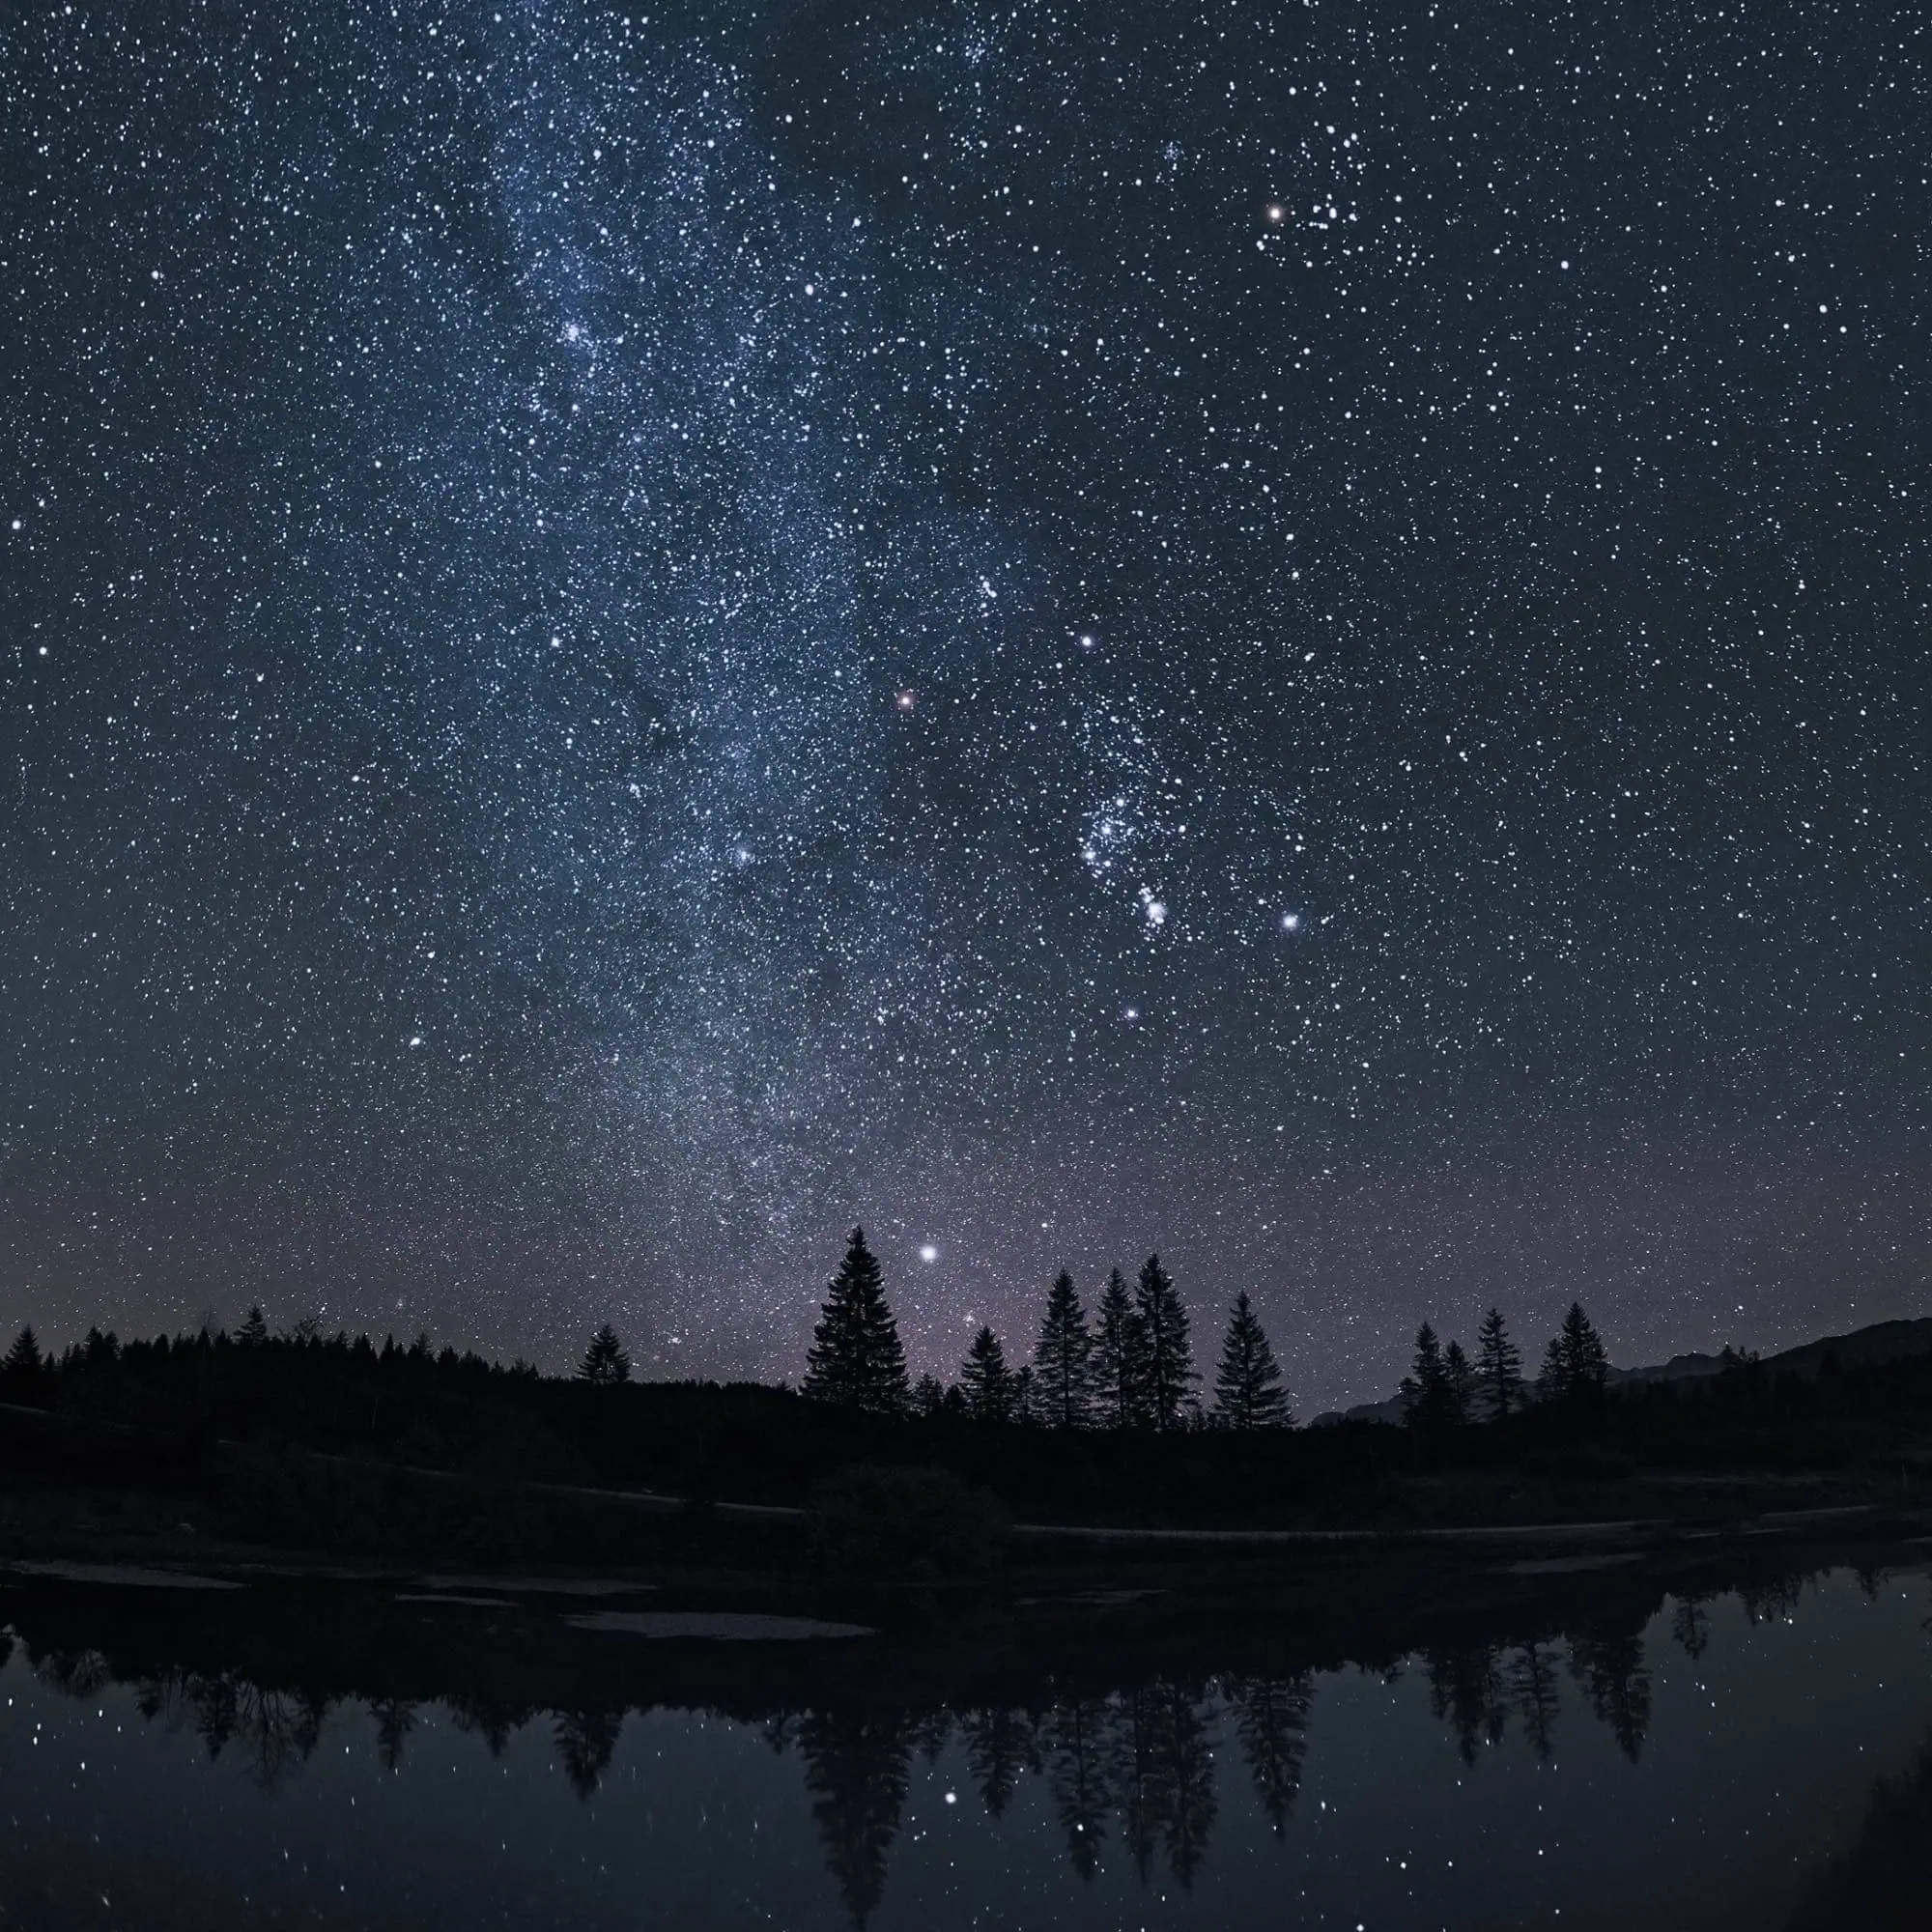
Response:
807,1463,1006,1581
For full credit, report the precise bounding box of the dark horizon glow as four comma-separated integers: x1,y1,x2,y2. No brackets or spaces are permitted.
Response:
2,1,1927,1411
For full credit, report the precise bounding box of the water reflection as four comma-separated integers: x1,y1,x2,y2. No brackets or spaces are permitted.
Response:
4,1553,1930,1929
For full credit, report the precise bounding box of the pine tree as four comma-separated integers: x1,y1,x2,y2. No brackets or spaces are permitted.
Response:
911,1372,946,1418
959,1325,1011,1424
237,1305,270,1348
1540,1302,1610,1405
1135,1255,1195,1432
577,1322,632,1385
1443,1339,1475,1427
1400,1322,1452,1429
3,1325,42,1378
1094,1268,1150,1429
1010,1363,1037,1427
1034,1272,1094,1429
1212,1293,1292,1430
803,1228,910,1416
1475,1308,1524,1420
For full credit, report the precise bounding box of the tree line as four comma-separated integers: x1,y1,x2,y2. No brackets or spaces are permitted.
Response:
800,1229,1293,1432
1398,1300,1610,1427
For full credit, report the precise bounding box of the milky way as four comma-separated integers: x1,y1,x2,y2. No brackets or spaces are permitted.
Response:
3,1,1927,1406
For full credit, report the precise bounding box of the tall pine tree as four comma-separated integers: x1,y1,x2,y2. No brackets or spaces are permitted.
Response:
3,1325,42,1379
1135,1255,1195,1432
578,1323,632,1384
1475,1308,1524,1420
803,1228,910,1415
1540,1302,1609,1405
959,1325,1011,1424
1094,1268,1149,1428
1400,1322,1452,1429
1443,1339,1475,1427
1211,1293,1292,1430
1034,1272,1094,1429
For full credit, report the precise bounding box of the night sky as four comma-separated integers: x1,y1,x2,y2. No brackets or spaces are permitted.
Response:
2,1,1927,1408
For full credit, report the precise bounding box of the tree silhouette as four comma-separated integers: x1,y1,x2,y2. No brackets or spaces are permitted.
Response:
1443,1340,1475,1427
577,1323,632,1385
371,1695,415,1774
796,1707,918,1929
1540,1303,1610,1405
1228,1674,1313,1837
1670,1595,1711,1659
1043,1699,1115,1879
1425,1645,1507,1763
237,1305,270,1348
1509,1642,1563,1759
1475,1308,1524,1420
2,1325,42,1384
1212,1293,1292,1430
554,1706,625,1799
1568,1632,1651,1761
1034,1272,1094,1429
1135,1256,1195,1432
910,1372,946,1417
803,1228,910,1416
962,1704,1038,1816
1400,1322,1452,1429
959,1326,1012,1425
1094,1268,1150,1429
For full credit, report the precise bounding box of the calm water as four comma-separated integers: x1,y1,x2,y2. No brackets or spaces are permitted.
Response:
2,1556,1929,1929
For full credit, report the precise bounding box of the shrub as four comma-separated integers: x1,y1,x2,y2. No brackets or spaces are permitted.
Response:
807,1463,1006,1581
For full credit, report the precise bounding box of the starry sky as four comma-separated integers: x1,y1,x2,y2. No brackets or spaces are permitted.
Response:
2,0,1928,1407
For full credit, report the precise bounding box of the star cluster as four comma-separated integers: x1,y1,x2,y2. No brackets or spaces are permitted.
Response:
2,0,1927,1406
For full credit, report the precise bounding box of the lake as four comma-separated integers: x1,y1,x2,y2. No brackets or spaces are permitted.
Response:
1,1548,1928,1928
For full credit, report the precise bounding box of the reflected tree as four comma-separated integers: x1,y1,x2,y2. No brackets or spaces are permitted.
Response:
370,1694,415,1774
554,1706,626,1799
31,1647,112,1699
1509,1642,1563,1760
1568,1633,1652,1762
796,1707,919,1930
1670,1595,1711,1659
1042,1698,1116,1880
961,1705,1039,1816
447,1692,535,1757
1120,1681,1217,1889
131,1668,331,1789
1228,1674,1314,1837
1739,1574,1807,1627
1425,1646,1508,1764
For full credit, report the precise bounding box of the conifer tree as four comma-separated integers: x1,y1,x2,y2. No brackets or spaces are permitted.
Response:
577,1322,632,1385
803,1228,910,1415
911,1372,946,1418
1400,1322,1452,1429
1010,1363,1037,1427
959,1325,1011,1424
3,1325,42,1379
1094,1268,1149,1429
1134,1254,1195,1432
1540,1302,1610,1405
237,1305,270,1348
1443,1339,1475,1427
1475,1307,1524,1420
1034,1271,1094,1429
1212,1292,1292,1430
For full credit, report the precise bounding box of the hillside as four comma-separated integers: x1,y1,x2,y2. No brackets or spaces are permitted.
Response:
1317,1315,1932,1427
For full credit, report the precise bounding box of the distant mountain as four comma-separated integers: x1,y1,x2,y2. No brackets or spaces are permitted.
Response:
1312,1315,1932,1427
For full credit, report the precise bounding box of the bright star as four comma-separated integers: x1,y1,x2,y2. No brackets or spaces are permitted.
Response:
919,1244,940,1264
1281,911,1302,932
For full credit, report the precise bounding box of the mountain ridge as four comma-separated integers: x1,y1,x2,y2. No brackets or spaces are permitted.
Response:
1314,1315,1932,1428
